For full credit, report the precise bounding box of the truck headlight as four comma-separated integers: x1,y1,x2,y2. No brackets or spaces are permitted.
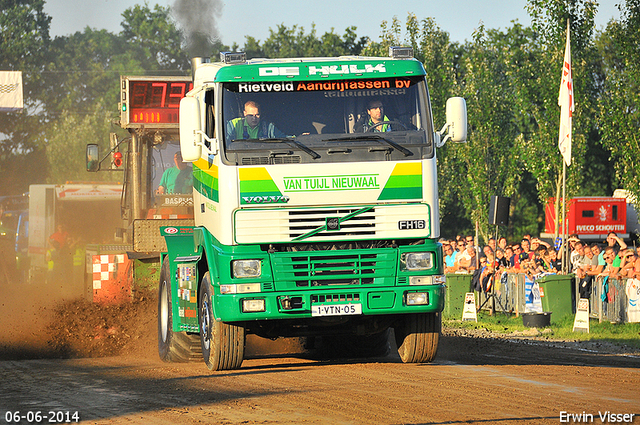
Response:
242,299,266,312
401,252,433,271
232,259,261,278
406,291,429,305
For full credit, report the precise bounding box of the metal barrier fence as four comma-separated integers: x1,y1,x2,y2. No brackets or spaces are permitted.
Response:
588,275,640,323
470,272,640,323
476,272,526,315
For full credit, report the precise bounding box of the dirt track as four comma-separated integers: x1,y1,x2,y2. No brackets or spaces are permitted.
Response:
1,282,640,424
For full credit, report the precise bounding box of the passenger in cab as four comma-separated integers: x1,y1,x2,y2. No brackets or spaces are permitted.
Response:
355,99,393,133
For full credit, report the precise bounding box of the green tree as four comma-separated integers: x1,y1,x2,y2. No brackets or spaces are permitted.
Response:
454,27,522,242
258,24,367,58
38,3,191,186
121,3,190,72
515,0,602,238
0,0,51,195
597,0,640,204
0,0,50,92
40,29,125,117
42,100,119,183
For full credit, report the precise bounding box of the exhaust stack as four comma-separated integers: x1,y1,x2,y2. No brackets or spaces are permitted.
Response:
191,57,211,80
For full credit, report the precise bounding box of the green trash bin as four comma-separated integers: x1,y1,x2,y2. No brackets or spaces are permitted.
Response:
444,274,473,320
537,274,575,323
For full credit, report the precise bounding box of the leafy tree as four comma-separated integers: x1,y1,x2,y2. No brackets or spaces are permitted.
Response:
258,24,367,58
40,29,125,117
38,3,191,186
121,3,189,72
454,27,522,242
597,0,640,204
41,100,120,183
240,36,264,59
0,0,51,195
516,0,602,237
0,0,50,90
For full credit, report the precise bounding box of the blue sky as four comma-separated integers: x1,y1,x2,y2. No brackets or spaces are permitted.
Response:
44,0,622,46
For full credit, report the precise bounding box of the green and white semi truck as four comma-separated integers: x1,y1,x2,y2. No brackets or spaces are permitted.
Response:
159,47,467,370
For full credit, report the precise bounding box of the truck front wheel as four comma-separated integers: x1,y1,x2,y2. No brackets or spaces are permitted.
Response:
395,312,440,363
158,260,201,362
199,272,245,371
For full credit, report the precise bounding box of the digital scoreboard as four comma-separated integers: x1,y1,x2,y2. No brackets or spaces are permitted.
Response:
120,76,193,128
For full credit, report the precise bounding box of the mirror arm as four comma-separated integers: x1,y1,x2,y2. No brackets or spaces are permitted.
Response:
91,137,130,172
194,130,218,156
436,122,451,148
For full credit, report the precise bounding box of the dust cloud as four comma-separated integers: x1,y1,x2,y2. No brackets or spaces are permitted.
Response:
0,254,307,362
0,268,158,361
0,268,76,360
0,195,148,360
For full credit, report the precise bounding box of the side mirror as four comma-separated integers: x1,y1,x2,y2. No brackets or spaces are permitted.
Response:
86,144,99,172
445,97,467,143
180,97,203,161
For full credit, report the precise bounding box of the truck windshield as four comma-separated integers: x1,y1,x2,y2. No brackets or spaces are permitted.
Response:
220,76,433,164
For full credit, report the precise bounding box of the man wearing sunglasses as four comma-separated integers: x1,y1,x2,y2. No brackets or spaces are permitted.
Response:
226,100,287,141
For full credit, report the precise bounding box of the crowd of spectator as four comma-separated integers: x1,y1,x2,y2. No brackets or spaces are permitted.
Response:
441,232,640,297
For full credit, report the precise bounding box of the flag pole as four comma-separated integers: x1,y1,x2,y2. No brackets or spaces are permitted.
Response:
558,18,573,274
562,160,567,274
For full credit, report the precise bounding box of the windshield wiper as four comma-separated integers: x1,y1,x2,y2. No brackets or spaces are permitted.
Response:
323,134,414,157
241,137,321,160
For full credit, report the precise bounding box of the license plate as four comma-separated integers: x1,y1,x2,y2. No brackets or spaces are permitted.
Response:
311,303,362,317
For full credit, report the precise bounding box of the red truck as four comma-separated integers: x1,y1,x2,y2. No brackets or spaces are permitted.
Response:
544,196,628,240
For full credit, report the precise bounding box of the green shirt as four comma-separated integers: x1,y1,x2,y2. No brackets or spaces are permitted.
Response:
159,166,193,194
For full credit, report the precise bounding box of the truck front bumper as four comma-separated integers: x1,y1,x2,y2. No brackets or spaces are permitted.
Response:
212,282,445,322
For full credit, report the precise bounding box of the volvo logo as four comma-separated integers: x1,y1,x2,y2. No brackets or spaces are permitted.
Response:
242,195,290,204
326,217,340,231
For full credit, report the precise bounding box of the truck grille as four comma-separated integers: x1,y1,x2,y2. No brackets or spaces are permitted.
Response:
271,250,396,289
288,208,375,240
234,204,431,244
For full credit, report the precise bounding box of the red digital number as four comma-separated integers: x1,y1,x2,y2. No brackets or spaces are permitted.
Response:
150,82,168,108
168,82,187,108
127,80,192,125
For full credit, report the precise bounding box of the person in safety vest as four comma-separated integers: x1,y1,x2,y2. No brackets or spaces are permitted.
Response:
226,101,286,142
355,98,393,133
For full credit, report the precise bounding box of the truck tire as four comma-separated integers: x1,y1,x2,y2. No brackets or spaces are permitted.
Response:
199,272,245,371
395,312,440,363
158,260,202,362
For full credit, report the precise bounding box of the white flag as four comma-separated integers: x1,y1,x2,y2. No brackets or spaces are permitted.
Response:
558,21,574,167
0,71,23,112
